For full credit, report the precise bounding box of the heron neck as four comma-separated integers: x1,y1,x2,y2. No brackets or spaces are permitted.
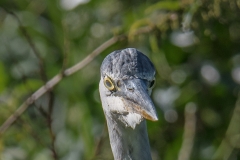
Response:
105,115,152,160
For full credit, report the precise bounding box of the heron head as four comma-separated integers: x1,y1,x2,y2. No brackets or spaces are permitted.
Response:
99,48,158,128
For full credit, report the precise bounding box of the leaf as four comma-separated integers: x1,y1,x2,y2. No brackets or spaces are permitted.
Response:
13,79,43,95
0,62,8,93
128,19,152,41
145,1,181,14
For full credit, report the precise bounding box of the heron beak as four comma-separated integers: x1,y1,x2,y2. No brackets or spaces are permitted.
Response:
120,79,158,121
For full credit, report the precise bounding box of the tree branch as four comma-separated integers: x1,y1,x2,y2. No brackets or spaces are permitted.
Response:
0,35,123,135
0,74,62,135
178,102,197,160
0,21,154,135
4,9,48,82
212,93,240,159
63,36,124,76
47,91,58,160
91,123,107,160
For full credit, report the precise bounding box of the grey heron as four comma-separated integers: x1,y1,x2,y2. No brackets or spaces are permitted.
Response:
99,48,158,160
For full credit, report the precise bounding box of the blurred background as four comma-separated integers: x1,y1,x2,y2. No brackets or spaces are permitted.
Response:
0,0,240,159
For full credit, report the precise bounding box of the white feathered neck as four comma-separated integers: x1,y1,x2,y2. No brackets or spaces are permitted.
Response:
99,78,152,160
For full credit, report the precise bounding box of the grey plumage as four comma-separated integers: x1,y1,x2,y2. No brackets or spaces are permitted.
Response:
100,48,155,81
99,48,158,160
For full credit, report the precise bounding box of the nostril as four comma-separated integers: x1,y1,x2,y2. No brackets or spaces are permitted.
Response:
127,87,134,92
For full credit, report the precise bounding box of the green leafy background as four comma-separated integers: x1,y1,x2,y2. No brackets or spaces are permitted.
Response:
0,0,240,159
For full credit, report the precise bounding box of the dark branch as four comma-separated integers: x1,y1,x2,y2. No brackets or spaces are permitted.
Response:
0,24,154,135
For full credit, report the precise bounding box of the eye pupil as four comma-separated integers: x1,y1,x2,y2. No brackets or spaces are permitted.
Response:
106,80,112,87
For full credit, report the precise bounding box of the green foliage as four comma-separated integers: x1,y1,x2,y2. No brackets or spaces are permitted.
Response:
145,1,181,14
0,62,8,93
0,0,240,160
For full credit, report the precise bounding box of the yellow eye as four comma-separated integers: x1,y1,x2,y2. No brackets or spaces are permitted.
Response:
104,76,115,91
